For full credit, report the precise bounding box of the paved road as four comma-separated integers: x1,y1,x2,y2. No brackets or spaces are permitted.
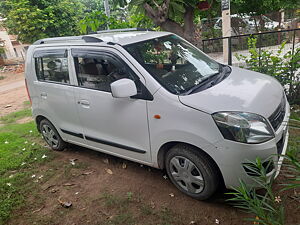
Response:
0,80,25,94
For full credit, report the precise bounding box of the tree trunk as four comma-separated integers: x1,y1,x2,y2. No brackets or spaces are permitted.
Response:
143,1,200,46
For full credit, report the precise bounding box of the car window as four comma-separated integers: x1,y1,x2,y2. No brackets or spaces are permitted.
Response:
125,35,220,95
72,50,136,92
34,50,70,84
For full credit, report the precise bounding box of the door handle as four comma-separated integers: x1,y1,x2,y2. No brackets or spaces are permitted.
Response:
78,100,90,108
41,92,47,99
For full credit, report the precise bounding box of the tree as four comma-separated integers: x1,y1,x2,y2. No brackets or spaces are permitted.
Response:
80,0,104,12
129,0,204,45
1,0,84,43
79,10,154,34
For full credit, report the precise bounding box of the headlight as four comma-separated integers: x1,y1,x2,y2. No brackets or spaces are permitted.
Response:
212,112,274,144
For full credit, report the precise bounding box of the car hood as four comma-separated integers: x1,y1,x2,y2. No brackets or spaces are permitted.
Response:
179,67,284,118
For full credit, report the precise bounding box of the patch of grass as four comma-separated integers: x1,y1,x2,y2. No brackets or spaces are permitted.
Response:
0,108,32,124
109,213,134,225
0,76,4,80
0,114,54,224
100,191,181,225
102,192,129,208
157,207,175,225
290,105,300,121
140,204,154,215
23,101,30,106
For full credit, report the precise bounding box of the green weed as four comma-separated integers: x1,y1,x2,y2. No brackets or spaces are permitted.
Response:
0,111,53,224
0,108,32,124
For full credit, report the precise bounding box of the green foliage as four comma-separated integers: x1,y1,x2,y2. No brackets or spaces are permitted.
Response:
80,0,104,12
129,0,189,24
79,11,131,33
236,37,300,104
228,126,300,225
2,0,84,43
0,108,31,124
228,158,285,225
126,191,133,200
127,10,155,29
280,138,300,191
79,10,154,34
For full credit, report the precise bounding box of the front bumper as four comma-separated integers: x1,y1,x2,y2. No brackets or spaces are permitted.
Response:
213,101,290,188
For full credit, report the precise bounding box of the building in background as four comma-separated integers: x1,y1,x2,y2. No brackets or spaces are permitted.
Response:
0,17,28,64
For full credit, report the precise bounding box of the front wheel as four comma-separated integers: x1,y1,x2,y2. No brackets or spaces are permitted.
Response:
39,119,66,151
165,144,220,200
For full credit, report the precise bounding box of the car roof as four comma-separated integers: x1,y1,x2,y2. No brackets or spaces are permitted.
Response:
88,31,171,45
32,31,172,46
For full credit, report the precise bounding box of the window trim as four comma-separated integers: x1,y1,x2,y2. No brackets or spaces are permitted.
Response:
71,48,153,101
73,52,136,93
33,48,71,85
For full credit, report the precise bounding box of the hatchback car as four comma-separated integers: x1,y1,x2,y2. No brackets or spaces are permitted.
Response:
25,28,289,200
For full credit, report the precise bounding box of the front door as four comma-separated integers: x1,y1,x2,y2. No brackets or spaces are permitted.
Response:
71,48,151,163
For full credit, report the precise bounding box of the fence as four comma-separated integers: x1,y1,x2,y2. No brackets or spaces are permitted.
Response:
202,28,300,67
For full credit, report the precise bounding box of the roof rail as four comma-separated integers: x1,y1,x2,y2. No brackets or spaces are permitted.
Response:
82,36,103,43
96,28,153,34
33,35,103,45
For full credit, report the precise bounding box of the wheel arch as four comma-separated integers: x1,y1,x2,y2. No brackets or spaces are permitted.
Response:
35,115,56,133
157,141,225,187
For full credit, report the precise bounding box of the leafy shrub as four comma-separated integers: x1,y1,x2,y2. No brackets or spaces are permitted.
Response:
228,138,300,225
228,158,285,225
280,133,300,191
236,37,300,104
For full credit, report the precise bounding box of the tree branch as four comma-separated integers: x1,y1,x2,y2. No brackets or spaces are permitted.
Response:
144,0,170,24
143,0,199,45
143,0,183,36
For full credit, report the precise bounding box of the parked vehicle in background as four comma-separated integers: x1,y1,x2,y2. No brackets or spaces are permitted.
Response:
25,29,290,200
214,14,281,36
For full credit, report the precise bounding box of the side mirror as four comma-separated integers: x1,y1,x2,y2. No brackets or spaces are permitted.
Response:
111,78,137,98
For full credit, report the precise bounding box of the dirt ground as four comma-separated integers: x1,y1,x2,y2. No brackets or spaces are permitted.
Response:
1,68,299,225
0,69,28,117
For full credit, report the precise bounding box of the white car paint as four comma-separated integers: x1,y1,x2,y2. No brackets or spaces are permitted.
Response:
25,30,290,192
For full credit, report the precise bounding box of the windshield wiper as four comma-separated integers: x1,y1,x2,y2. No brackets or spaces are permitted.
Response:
183,72,220,95
183,65,231,95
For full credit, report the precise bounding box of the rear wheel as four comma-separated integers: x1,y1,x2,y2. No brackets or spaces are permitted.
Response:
165,144,219,200
39,119,66,151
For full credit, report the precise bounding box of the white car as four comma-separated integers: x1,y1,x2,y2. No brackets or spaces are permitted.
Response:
25,29,289,200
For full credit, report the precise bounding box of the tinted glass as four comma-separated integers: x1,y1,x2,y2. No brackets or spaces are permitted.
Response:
35,52,70,84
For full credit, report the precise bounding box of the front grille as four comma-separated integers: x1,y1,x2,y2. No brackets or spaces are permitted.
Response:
268,94,286,131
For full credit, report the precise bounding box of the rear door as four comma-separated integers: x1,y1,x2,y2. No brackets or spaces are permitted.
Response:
33,48,83,143
70,47,152,163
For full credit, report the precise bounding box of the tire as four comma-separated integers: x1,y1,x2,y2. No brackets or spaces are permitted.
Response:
39,119,66,151
165,144,219,200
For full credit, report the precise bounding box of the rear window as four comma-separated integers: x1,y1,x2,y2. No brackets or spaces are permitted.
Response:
34,49,70,84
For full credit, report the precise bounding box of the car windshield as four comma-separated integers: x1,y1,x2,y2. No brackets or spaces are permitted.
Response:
124,35,221,95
